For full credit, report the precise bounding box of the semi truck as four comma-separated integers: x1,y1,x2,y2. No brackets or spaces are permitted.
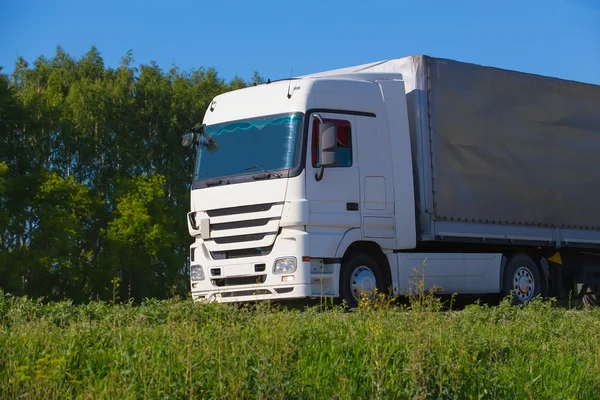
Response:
181,55,600,307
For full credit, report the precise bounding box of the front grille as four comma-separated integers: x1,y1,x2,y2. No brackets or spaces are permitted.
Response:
211,246,273,260
212,233,268,245
202,201,282,252
211,275,266,287
206,203,275,217
211,218,272,232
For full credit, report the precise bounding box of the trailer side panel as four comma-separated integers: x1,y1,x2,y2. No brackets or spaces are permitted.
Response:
426,56,600,231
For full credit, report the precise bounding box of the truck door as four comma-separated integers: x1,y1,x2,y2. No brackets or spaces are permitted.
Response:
305,112,361,256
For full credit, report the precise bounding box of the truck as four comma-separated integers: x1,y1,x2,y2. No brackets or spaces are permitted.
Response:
181,55,600,307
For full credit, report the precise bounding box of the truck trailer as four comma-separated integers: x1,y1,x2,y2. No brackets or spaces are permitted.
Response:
182,55,600,307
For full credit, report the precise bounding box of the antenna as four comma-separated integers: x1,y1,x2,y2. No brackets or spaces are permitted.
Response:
287,68,294,99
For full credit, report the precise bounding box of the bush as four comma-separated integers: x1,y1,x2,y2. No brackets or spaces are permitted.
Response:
1,290,599,399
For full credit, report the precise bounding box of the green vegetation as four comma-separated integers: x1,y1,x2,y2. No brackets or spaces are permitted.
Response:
1,290,599,399
0,46,262,302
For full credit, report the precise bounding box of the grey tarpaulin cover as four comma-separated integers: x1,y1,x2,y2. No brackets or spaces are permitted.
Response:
316,55,600,230
426,56,600,229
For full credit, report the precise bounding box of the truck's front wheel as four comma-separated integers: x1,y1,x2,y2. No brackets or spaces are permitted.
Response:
339,253,387,308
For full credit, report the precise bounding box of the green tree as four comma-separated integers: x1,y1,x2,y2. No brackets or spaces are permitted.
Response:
0,45,255,302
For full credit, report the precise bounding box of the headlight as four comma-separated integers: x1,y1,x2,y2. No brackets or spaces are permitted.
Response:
273,257,297,274
190,265,205,281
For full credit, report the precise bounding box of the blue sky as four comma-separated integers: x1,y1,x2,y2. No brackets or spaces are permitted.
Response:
1,0,599,85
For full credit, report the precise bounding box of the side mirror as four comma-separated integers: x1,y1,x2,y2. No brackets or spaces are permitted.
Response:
319,123,337,167
182,131,195,147
206,138,219,153
315,121,337,181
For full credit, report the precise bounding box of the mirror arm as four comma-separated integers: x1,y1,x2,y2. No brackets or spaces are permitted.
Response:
315,165,325,182
190,123,206,133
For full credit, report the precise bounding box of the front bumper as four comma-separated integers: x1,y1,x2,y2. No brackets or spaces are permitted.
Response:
190,229,339,303
192,282,312,303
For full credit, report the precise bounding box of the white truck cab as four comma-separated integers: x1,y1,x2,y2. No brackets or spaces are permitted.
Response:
182,55,600,307
183,72,416,306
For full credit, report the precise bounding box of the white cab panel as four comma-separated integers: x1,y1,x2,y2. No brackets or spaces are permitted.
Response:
364,176,386,210
280,173,309,228
363,216,395,239
354,113,396,249
202,79,316,126
377,79,417,250
191,178,288,213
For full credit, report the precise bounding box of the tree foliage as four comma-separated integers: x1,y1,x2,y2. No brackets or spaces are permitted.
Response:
0,46,260,302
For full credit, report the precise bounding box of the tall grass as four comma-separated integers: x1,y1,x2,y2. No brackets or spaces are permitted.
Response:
1,289,599,399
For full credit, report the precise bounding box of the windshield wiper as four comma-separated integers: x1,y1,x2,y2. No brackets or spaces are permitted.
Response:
206,178,230,187
237,164,282,179
196,172,229,186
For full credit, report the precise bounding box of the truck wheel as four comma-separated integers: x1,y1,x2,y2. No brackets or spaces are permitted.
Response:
503,254,545,305
339,253,387,308
582,293,599,307
582,285,600,308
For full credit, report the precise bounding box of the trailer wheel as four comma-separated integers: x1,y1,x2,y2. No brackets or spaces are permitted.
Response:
340,253,387,308
582,285,600,308
503,254,545,305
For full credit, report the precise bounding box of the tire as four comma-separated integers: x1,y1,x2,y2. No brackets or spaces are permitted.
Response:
582,284,600,308
502,253,545,305
339,253,388,308
583,293,599,307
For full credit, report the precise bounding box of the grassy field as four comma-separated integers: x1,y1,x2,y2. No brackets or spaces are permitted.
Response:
1,290,599,400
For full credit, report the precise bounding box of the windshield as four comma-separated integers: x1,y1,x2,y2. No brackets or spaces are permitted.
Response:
194,113,304,182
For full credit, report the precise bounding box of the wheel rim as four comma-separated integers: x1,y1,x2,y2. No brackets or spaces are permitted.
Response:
513,266,535,302
349,265,377,303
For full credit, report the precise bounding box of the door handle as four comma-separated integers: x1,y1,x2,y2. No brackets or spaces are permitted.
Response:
346,203,359,211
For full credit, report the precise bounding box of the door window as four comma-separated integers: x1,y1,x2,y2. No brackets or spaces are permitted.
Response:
311,118,353,168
